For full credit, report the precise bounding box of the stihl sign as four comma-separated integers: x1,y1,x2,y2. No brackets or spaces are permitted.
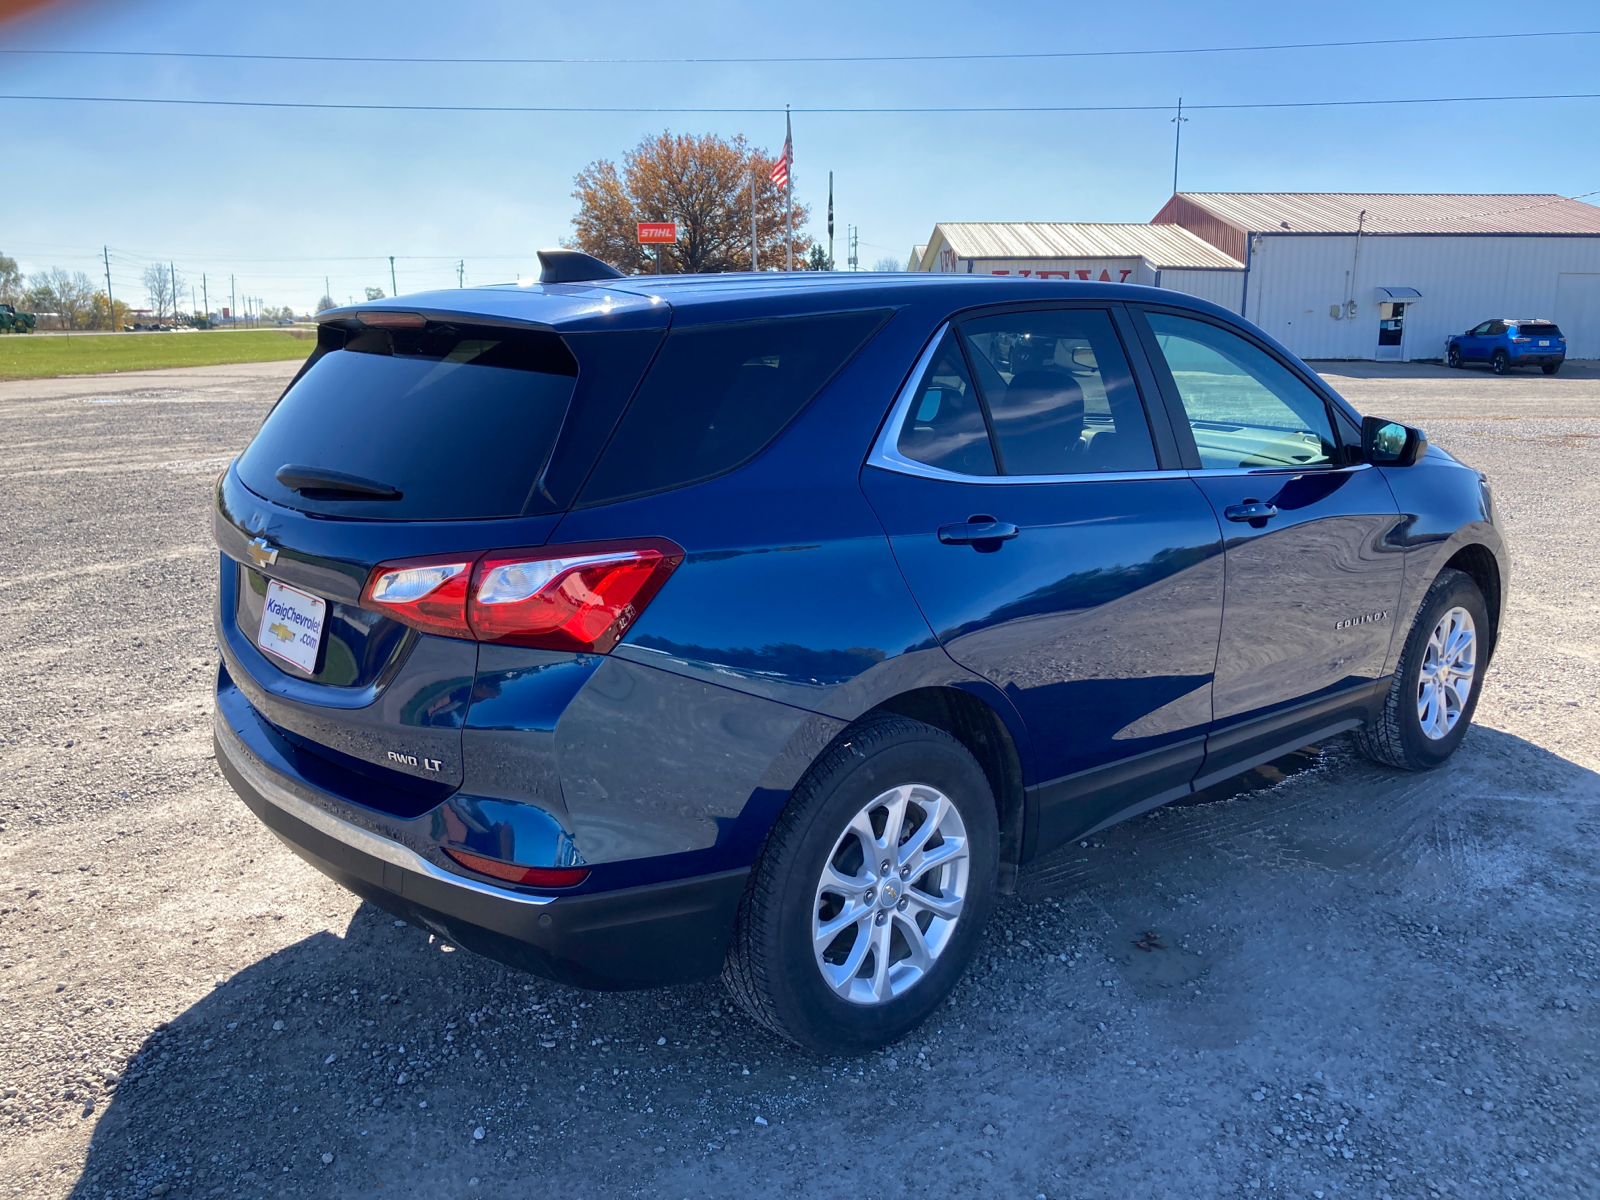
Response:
637,222,678,244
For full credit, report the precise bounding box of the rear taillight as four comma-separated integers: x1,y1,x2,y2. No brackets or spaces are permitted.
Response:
362,555,475,639
443,847,590,888
361,538,683,654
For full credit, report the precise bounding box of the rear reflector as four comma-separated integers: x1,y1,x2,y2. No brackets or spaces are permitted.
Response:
443,847,589,889
361,538,683,654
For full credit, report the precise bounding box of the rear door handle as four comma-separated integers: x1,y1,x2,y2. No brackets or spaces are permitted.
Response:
938,515,1020,547
1223,500,1279,523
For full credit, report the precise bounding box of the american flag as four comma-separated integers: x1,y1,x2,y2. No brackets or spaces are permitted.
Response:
770,114,792,188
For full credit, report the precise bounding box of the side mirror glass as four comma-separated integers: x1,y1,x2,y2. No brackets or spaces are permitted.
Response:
1362,415,1427,466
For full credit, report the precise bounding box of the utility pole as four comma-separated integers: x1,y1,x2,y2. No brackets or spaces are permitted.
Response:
202,274,209,328
102,246,115,332
231,275,236,329
457,259,464,288
848,225,859,272
389,256,397,297
169,263,178,322
1171,97,1188,196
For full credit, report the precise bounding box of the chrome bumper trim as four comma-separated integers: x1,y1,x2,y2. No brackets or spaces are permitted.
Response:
214,709,556,907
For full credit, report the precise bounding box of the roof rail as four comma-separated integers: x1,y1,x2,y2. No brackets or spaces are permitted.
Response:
537,249,625,284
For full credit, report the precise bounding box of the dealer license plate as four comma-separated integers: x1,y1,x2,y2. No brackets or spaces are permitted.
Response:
256,579,326,674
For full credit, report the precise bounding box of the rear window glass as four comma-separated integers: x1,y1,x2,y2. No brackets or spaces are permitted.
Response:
1516,323,1561,337
577,310,889,506
236,323,578,520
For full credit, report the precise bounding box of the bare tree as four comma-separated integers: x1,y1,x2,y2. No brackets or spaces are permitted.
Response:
315,294,338,314
143,264,173,320
27,268,97,329
364,286,386,301
872,256,903,273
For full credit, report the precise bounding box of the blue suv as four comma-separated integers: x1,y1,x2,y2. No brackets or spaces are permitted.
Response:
1446,318,1566,374
213,252,1507,1053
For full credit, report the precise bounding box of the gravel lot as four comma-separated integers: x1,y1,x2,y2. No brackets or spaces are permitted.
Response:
1,358,1597,1200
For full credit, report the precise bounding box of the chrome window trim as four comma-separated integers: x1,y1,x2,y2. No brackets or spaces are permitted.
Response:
867,321,1178,486
215,710,557,906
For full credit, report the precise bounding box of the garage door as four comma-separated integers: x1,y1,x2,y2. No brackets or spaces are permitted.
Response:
1555,274,1600,358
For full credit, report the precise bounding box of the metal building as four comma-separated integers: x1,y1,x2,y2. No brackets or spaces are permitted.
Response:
1154,193,1600,360
912,222,1245,309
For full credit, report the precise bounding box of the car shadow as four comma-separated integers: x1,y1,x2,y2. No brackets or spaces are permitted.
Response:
69,725,1598,1198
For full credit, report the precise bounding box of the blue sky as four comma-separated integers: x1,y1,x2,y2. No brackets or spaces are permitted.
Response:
2,0,1597,312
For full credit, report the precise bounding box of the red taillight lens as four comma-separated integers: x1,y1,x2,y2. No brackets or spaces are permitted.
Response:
442,847,590,888
467,538,684,653
361,554,475,639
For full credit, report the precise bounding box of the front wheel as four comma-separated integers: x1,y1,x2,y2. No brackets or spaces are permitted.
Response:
1491,350,1511,374
723,714,999,1054
1354,568,1489,771
1542,362,1561,375
1447,345,1462,368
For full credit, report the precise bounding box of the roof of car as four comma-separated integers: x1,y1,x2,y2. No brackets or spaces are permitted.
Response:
321,273,1223,333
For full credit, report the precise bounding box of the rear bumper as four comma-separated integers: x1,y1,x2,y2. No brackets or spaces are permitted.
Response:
214,706,748,990
1511,353,1564,366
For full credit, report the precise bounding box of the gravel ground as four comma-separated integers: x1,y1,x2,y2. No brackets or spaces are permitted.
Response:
1,358,1597,1200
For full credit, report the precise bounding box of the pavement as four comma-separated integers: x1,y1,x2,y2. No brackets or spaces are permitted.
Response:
0,358,1596,1200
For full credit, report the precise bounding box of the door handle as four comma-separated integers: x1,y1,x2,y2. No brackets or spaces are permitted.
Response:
938,515,1020,548
1223,499,1279,524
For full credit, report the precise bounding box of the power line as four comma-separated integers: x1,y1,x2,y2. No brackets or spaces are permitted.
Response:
1,29,1595,66
1,91,1598,115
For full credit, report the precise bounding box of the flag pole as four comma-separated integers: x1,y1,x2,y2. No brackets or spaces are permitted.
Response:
827,171,834,271
785,106,793,272
751,169,758,271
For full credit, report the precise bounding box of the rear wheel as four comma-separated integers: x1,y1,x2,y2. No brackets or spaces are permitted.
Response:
1354,568,1488,771
1542,362,1561,375
724,714,998,1054
1491,350,1511,374
1446,345,1462,368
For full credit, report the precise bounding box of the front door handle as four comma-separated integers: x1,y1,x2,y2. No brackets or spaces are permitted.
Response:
938,515,1020,548
1223,499,1279,524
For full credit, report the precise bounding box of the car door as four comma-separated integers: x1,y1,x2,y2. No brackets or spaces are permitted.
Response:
1132,306,1405,787
860,303,1225,855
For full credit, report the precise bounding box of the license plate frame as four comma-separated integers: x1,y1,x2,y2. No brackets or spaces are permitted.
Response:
256,579,327,674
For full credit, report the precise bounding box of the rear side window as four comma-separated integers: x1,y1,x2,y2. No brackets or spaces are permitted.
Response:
960,308,1156,474
237,323,578,520
895,329,997,476
577,310,889,506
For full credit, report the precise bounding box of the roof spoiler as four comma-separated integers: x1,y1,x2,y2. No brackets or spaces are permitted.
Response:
537,249,625,284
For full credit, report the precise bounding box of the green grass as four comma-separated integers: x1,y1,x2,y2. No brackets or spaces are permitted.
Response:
0,329,318,381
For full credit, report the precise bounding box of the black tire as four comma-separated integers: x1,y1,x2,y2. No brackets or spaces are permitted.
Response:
1447,345,1462,368
1491,349,1511,375
723,714,999,1054
1542,362,1561,375
1354,568,1489,771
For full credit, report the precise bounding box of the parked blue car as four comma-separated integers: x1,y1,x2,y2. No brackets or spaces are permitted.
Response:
213,253,1507,1052
1446,318,1565,374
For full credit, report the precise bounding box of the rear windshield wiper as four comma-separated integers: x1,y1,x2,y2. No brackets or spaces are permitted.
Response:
275,464,403,501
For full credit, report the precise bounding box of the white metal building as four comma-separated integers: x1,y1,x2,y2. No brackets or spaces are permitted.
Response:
1154,193,1600,360
912,222,1246,309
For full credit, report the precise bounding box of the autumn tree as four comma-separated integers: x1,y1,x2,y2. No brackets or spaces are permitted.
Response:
570,131,812,274
0,253,21,305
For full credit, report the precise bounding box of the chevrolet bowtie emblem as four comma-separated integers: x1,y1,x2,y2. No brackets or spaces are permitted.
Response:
246,537,279,569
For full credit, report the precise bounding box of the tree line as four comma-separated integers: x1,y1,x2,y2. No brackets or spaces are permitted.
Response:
0,253,296,330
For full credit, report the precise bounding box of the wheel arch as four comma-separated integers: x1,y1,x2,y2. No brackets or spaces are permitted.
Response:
865,686,1029,894
1440,541,1503,663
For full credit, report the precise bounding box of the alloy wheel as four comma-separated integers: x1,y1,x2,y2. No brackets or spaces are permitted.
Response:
1417,605,1476,740
812,784,969,1005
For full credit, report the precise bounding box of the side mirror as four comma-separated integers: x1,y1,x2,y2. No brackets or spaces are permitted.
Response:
1362,415,1427,466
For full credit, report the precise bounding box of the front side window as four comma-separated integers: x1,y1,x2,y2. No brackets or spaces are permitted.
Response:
1145,311,1338,471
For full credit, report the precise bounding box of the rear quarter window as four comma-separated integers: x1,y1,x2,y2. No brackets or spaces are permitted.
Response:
576,309,890,507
